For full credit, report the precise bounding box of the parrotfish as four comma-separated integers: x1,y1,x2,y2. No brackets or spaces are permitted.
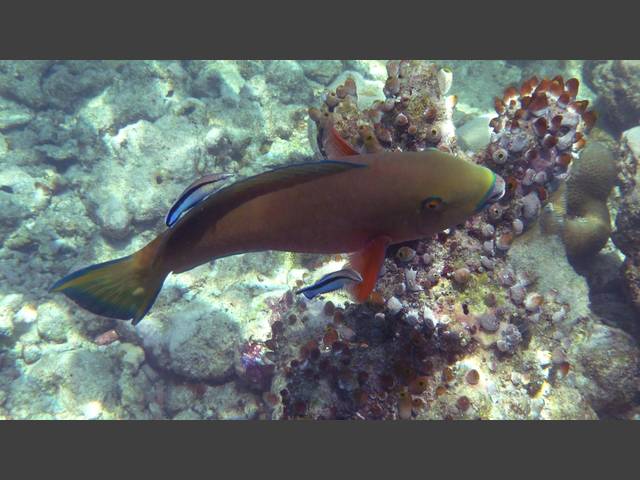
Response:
50,126,505,324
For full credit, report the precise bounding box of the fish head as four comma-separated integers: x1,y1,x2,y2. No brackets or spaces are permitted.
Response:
413,150,504,230
473,170,505,213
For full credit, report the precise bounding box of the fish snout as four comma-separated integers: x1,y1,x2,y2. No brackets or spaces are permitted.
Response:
489,174,506,203
476,173,505,212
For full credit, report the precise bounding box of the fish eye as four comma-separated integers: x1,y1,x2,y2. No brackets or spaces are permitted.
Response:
422,196,445,212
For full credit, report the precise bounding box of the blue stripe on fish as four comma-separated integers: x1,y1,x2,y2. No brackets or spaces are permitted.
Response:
166,174,232,227
474,172,498,213
296,268,363,300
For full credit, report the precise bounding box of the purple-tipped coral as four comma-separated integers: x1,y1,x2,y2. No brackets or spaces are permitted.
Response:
485,76,595,192
463,76,599,256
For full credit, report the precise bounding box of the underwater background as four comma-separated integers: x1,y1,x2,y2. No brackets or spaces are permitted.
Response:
0,59,639,420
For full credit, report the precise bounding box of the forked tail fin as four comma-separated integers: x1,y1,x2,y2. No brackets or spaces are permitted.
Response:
49,236,168,324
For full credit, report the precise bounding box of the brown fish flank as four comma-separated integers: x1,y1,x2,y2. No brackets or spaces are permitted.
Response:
166,151,493,272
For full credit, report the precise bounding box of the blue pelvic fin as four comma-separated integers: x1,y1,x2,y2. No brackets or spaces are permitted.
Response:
166,173,232,227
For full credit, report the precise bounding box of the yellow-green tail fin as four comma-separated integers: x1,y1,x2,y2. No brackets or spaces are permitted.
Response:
50,240,168,324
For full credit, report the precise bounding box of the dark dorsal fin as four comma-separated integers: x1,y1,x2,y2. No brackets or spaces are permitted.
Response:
165,160,367,250
197,160,366,218
166,174,233,227
322,124,360,158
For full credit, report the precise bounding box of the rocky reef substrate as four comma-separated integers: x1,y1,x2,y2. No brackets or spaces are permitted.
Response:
0,60,638,419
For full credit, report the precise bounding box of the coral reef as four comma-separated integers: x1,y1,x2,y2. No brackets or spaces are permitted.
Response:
309,60,458,156
456,113,493,152
570,321,640,415
480,74,596,240
138,307,241,383
248,62,637,420
0,60,638,420
586,60,640,133
613,125,640,312
562,142,617,258
542,142,618,258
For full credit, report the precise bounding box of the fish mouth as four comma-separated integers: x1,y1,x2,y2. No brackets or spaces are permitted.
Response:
475,173,505,212
490,174,506,202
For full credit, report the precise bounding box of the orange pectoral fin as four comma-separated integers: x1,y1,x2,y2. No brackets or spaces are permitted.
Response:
346,236,391,303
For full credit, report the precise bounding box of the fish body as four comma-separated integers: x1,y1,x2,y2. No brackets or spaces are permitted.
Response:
51,149,503,323
164,151,499,273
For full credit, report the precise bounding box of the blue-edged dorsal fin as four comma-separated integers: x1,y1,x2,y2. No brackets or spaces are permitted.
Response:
185,160,366,222
166,173,233,227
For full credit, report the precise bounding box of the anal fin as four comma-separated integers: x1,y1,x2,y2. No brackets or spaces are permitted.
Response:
346,236,391,303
